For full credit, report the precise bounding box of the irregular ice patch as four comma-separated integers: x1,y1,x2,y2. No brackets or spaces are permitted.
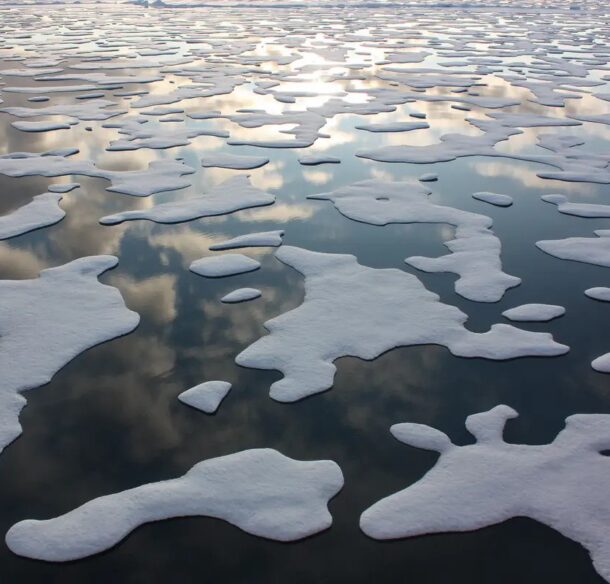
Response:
502,303,565,322
221,288,262,303
0,256,139,453
0,193,65,240
178,380,232,413
101,176,275,225
190,254,261,278
201,152,269,170
309,180,519,302
236,247,567,402
209,230,284,250
359,405,610,583
541,194,610,218
6,448,344,561
472,192,513,207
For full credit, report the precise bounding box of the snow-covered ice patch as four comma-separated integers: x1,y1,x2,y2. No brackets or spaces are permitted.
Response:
236,246,567,402
101,176,275,225
178,380,232,413
502,303,565,322
6,448,344,561
190,254,261,278
360,405,610,583
472,192,513,207
0,256,139,453
209,230,284,250
221,288,262,303
0,193,65,240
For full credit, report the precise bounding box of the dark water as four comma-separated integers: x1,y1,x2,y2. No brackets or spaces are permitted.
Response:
1,6,610,582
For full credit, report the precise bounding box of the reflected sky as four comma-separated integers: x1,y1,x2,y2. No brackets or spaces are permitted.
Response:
1,3,610,583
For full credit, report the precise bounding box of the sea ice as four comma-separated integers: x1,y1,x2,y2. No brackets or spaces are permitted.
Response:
472,192,513,207
190,254,261,278
178,380,232,413
6,449,344,561
236,246,567,402
541,194,610,218
0,193,65,240
308,180,519,302
221,288,262,303
201,152,269,169
360,405,610,583
101,176,275,225
0,256,139,453
209,230,284,250
502,304,565,322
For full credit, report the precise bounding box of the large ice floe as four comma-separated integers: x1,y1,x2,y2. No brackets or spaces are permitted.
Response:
0,256,139,453
360,405,610,583
6,449,344,561
100,175,275,225
236,246,567,402
308,179,519,302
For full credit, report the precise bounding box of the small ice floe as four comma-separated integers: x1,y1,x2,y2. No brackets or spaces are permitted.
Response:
0,256,139,453
359,405,610,584
221,288,262,303
537,230,610,268
11,120,73,133
355,121,429,133
201,152,269,169
209,230,284,250
502,303,565,322
585,288,610,302
0,193,65,239
101,175,274,225
190,254,260,278
472,192,513,207
6,449,344,561
418,173,438,182
298,154,341,166
178,380,232,413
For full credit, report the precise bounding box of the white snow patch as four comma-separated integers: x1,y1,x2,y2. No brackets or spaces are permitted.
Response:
6,448,344,561
236,246,567,402
178,380,232,413
190,254,261,278
360,405,610,583
502,303,565,322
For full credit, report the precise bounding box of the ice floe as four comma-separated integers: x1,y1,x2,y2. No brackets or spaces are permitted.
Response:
0,256,139,453
101,176,275,225
502,304,565,322
308,180,519,302
541,194,610,218
0,193,65,240
190,254,261,278
178,380,232,413
221,288,262,303
236,246,567,402
472,192,513,207
201,153,269,170
209,230,284,250
6,449,344,561
360,405,610,583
